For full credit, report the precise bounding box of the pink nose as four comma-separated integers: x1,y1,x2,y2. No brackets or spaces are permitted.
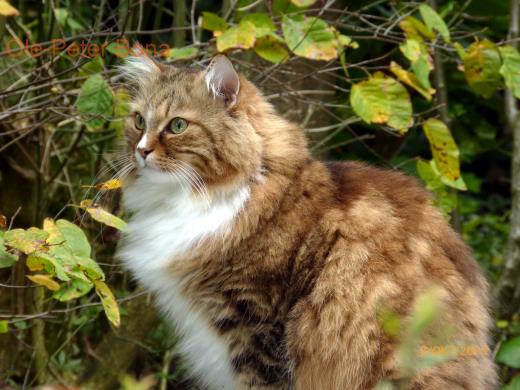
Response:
137,147,154,159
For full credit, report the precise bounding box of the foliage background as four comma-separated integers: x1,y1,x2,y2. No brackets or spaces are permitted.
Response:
1,0,520,388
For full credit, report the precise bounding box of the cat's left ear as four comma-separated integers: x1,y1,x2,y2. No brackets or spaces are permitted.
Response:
204,55,240,108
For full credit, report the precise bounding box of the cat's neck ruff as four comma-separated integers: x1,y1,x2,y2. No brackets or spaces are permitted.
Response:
119,168,248,390
120,168,250,272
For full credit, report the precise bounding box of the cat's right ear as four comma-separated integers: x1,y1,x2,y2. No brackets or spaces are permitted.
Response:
118,43,163,81
204,55,240,108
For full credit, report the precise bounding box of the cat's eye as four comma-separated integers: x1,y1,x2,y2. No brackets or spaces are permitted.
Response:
134,113,146,131
169,117,189,134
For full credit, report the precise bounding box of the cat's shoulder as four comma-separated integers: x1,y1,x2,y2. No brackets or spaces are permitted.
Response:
323,160,432,211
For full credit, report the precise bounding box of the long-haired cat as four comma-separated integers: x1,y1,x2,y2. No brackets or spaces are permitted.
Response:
116,54,496,389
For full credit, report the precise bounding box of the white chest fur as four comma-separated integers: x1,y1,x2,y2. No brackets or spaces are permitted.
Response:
118,170,250,390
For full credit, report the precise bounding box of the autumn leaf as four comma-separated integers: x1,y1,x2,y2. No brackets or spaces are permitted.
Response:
422,118,463,183
0,0,19,16
80,201,127,231
216,20,256,52
390,61,435,101
463,40,502,98
4,228,49,254
95,178,122,190
350,73,413,134
282,15,338,61
94,280,120,327
27,274,61,291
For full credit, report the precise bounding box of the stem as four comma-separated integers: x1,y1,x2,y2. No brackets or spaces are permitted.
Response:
32,287,48,385
173,0,186,47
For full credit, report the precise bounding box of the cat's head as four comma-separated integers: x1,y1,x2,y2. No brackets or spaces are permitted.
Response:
120,54,264,193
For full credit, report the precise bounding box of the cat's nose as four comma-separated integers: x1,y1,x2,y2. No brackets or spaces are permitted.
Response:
137,147,154,159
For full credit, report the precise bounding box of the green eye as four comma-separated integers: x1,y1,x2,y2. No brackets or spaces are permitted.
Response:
169,117,188,134
134,113,145,130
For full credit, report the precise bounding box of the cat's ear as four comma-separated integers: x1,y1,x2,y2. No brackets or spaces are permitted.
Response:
119,43,163,80
204,55,240,107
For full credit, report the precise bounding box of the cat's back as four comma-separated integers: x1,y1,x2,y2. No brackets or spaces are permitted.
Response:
320,160,484,286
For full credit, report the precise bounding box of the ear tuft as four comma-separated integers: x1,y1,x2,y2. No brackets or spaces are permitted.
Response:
118,44,162,81
204,55,240,107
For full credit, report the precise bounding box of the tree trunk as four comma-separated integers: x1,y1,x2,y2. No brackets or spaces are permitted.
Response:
495,0,520,317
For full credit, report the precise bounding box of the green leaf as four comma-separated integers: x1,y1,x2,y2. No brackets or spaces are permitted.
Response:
0,320,8,334
0,231,17,268
416,159,444,192
76,74,114,130
53,278,93,301
165,47,199,60
350,73,413,134
390,61,435,100
84,206,127,231
106,42,130,58
27,253,70,281
79,56,105,76
216,20,256,52
94,280,120,327
254,34,289,64
422,118,462,182
201,12,228,33
55,219,91,258
27,274,60,291
419,4,450,42
76,256,104,280
502,375,520,390
499,45,520,99
497,336,520,368
463,40,502,98
290,0,316,7
241,13,275,38
400,38,433,90
4,228,49,254
282,15,338,61
273,0,299,15
405,16,435,40
110,88,130,135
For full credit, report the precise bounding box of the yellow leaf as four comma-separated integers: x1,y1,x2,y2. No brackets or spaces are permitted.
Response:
216,20,256,52
290,0,317,6
95,178,122,190
422,118,462,183
390,62,435,101
350,75,413,134
27,274,60,291
86,207,126,230
0,0,19,16
80,199,93,208
94,280,120,327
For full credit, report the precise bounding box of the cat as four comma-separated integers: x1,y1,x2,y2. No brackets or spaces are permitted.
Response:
116,54,497,389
